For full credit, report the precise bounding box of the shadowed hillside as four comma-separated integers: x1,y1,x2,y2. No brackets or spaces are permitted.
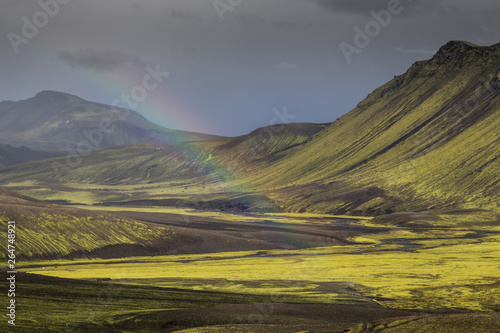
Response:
0,91,220,153
0,144,59,167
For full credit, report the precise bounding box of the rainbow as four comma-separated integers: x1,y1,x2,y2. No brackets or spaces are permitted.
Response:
77,67,267,208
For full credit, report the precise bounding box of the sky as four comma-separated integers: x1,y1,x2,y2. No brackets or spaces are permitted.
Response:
1,0,499,136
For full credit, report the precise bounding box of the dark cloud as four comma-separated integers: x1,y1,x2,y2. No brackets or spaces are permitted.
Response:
230,11,317,30
228,11,313,30
1,0,499,136
308,0,442,16
56,48,145,72
312,0,392,13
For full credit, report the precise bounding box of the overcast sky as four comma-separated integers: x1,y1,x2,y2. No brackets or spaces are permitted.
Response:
1,0,499,136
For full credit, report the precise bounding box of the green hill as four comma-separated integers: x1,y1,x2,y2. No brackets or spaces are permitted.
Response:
0,122,327,213
0,187,179,259
0,122,328,206
257,41,500,214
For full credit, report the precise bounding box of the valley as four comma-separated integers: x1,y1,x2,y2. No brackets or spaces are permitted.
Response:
1,41,500,332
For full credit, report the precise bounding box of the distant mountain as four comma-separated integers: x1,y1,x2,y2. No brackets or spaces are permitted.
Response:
0,144,59,168
0,91,220,152
1,41,499,215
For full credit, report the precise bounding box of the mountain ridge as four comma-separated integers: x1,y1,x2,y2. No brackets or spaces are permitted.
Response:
254,41,500,213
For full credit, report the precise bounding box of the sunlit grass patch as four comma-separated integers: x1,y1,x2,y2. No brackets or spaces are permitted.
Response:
348,236,380,244
21,238,500,312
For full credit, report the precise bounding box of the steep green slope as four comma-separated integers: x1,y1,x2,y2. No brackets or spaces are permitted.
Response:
255,41,500,213
213,122,329,162
0,90,219,152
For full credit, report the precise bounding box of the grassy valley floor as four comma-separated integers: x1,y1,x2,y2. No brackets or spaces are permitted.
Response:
5,206,500,332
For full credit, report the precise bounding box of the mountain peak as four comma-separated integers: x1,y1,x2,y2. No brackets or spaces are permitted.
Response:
441,40,480,49
34,90,81,101
431,40,500,65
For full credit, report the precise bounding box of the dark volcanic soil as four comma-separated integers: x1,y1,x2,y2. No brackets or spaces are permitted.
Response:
105,210,390,256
